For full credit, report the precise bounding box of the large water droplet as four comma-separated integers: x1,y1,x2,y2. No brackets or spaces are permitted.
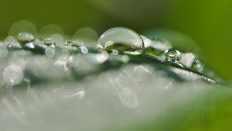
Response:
98,27,144,54
3,65,24,86
164,48,181,62
17,31,34,45
191,57,204,72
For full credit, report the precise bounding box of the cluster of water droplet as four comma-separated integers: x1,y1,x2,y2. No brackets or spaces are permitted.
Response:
0,26,212,102
0,23,219,131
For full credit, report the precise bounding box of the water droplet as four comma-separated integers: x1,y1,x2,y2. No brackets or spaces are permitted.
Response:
112,49,119,55
3,65,24,86
164,48,181,62
22,42,36,51
44,38,55,45
96,51,109,63
65,40,73,46
98,27,144,54
80,46,88,54
191,58,204,72
17,31,34,45
121,55,129,63
72,39,84,47
8,20,37,38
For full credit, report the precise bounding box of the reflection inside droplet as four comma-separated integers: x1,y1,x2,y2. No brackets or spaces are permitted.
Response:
98,27,144,54
164,48,181,62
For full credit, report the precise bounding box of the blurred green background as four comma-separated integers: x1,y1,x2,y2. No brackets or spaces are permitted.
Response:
0,0,232,80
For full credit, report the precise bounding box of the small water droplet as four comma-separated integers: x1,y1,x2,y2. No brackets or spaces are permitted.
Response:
65,40,73,46
3,65,24,86
191,58,204,72
98,27,144,54
17,31,34,45
112,49,119,55
121,55,129,63
44,38,55,45
97,51,109,63
80,46,88,54
72,39,84,47
164,48,181,62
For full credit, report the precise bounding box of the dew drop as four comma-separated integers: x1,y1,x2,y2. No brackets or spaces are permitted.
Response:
17,31,34,45
65,40,73,46
112,49,119,55
3,65,24,86
97,51,109,63
72,39,84,47
164,48,181,62
98,27,144,54
80,46,88,54
44,38,55,45
191,58,204,72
